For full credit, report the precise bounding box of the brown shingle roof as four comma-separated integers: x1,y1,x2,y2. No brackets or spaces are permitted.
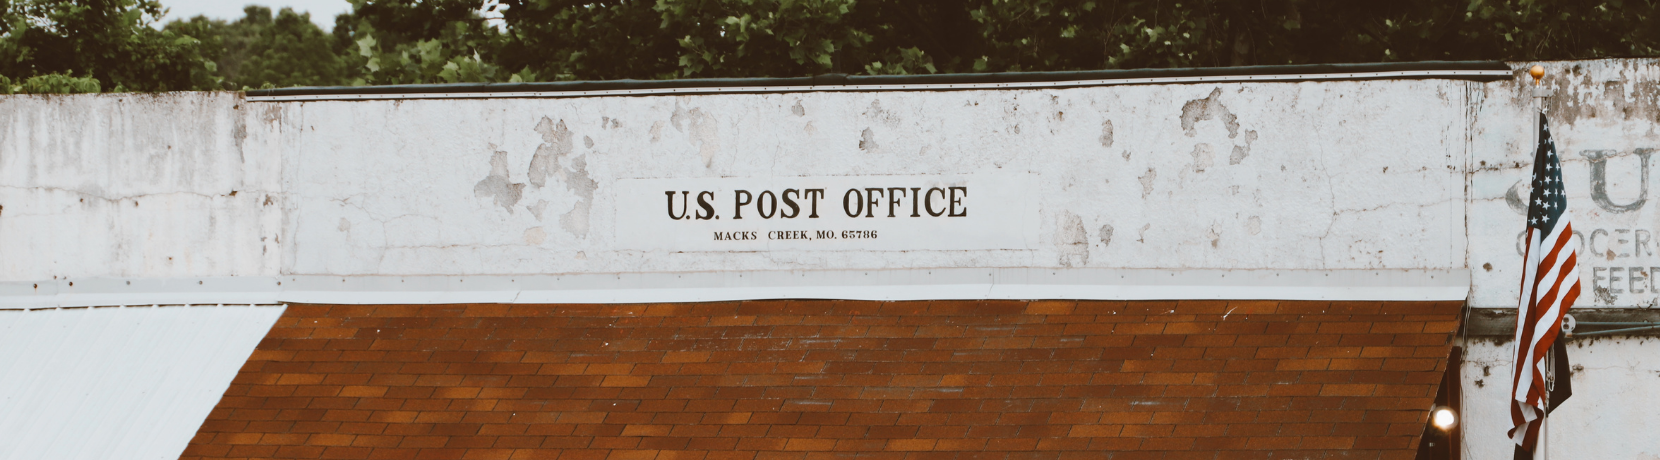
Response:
183,300,1461,460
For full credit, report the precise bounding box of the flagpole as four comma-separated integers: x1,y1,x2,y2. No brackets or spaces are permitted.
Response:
1542,351,1550,460
1528,63,1550,460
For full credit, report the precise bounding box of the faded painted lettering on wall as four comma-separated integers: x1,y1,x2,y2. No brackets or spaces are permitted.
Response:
1505,146,1660,306
614,173,1040,251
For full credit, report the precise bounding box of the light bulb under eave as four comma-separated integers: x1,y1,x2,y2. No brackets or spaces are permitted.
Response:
1432,408,1457,430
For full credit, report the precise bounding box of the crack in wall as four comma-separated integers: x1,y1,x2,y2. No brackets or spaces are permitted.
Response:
0,185,273,204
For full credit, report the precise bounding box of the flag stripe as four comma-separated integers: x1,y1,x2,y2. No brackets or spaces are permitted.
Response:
1521,228,1570,406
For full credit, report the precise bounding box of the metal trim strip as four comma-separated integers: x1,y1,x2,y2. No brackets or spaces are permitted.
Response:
245,70,1513,102
0,268,1470,308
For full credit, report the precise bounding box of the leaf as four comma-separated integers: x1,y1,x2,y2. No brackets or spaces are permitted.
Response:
356,35,378,58
439,60,460,83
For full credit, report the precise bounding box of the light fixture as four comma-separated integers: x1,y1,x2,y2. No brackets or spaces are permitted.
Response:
1432,407,1457,431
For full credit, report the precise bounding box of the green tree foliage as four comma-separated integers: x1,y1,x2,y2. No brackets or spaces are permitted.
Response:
19,72,101,93
0,72,101,94
0,0,212,91
1,0,1657,92
333,0,528,84
495,0,941,79
957,0,1660,72
496,0,1660,79
165,6,352,89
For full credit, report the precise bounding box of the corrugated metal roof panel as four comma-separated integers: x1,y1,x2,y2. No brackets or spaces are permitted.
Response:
0,305,284,460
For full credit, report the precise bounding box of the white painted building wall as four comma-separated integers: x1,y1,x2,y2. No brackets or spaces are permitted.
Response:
0,93,282,280
1463,59,1660,460
2,78,1475,304
0,60,1657,459
274,82,1468,276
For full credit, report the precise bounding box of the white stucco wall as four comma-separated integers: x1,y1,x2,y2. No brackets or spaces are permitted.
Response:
274,82,1468,276
1462,338,1660,460
1469,59,1660,308
1460,59,1660,460
0,93,282,280
0,75,1478,301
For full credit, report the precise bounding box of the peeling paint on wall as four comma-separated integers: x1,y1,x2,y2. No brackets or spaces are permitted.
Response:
560,156,595,238
1229,130,1259,165
527,200,549,221
473,145,524,213
1180,87,1239,138
1189,143,1215,173
862,99,900,127
859,128,879,152
671,105,721,167
527,117,572,188
1056,212,1088,267
259,104,281,125
1139,168,1157,197
1099,120,1115,148
1536,61,1660,127
524,226,546,246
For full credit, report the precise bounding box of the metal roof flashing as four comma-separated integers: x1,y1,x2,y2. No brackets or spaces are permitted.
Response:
244,61,1512,102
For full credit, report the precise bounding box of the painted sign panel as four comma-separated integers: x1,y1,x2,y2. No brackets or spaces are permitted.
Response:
613,173,1041,251
1466,59,1660,309
1493,147,1660,307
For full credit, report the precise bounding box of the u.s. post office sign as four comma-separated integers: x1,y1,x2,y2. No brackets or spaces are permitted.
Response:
613,173,1041,251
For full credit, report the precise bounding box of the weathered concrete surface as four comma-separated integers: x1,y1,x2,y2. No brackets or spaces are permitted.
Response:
279,82,1468,276
0,93,281,281
1470,59,1660,308
0,81,1472,280
1463,338,1660,460
1457,60,1660,460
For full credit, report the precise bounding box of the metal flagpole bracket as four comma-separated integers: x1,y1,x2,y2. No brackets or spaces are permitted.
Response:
1568,320,1660,337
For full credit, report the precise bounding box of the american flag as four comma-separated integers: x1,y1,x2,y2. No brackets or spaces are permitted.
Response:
1508,113,1580,457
